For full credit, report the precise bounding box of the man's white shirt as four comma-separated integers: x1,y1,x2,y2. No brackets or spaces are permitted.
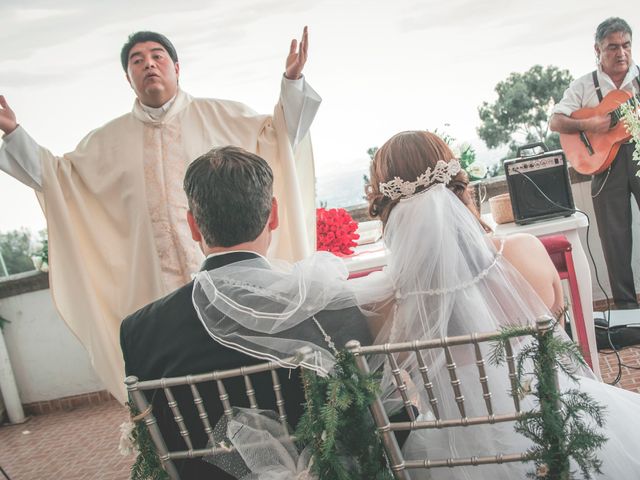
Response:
553,62,640,116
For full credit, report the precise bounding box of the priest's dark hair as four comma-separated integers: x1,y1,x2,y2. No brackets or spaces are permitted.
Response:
184,146,274,247
120,31,179,71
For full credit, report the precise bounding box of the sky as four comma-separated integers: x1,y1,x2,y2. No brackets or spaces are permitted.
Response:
0,0,638,232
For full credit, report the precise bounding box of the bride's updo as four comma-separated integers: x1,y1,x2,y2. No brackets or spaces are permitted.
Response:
367,130,464,225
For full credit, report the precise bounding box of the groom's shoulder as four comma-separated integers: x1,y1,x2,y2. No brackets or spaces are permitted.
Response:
316,305,373,350
121,281,195,337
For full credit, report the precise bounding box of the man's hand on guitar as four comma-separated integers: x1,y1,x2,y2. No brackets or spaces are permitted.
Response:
0,96,18,135
582,114,611,133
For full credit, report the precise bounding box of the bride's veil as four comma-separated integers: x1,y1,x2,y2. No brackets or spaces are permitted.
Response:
191,183,594,478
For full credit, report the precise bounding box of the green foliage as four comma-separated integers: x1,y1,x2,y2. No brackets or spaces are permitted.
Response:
0,314,10,331
458,144,477,171
491,323,607,479
363,147,376,200
32,233,48,265
0,229,35,276
478,65,573,158
128,402,169,480
362,173,371,202
620,99,640,172
296,350,393,480
487,161,505,177
431,128,494,179
363,148,376,201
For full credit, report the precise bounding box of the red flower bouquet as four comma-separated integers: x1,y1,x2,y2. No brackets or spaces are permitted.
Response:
316,207,360,256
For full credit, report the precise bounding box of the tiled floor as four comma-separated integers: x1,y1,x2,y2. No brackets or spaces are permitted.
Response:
1,348,639,480
599,346,640,393
0,400,130,480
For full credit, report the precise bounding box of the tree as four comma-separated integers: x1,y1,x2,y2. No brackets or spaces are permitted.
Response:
0,229,35,276
362,147,378,200
477,65,573,157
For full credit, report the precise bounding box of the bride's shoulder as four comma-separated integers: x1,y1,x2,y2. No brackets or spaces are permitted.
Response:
492,233,543,251
492,234,550,264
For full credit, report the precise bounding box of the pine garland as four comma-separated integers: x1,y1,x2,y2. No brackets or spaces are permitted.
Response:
490,323,607,479
295,350,394,480
128,401,169,480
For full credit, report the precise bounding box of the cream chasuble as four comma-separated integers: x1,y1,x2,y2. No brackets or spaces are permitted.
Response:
34,90,316,402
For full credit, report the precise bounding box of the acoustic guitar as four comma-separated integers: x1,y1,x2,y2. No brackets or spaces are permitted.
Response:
559,89,637,175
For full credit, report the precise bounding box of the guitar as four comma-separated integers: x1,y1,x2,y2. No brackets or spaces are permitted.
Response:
559,90,638,175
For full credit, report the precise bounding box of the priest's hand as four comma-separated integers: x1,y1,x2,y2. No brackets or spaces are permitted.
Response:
0,96,18,135
285,26,308,80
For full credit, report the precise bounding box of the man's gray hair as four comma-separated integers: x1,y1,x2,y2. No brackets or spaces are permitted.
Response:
595,17,632,44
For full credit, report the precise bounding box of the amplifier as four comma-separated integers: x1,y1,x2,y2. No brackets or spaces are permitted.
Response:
504,143,575,225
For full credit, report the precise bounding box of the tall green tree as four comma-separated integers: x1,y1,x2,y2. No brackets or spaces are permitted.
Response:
477,65,573,157
0,229,34,276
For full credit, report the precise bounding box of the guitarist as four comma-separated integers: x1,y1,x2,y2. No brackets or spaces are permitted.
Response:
551,17,640,309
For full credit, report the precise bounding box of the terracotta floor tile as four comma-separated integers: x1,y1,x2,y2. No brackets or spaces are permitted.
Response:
0,400,131,480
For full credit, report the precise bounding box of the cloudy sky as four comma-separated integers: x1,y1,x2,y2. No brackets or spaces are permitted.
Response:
0,0,637,231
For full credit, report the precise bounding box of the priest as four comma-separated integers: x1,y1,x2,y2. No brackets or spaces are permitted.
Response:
0,28,321,402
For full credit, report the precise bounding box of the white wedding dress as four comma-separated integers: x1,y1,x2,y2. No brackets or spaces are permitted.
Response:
193,184,640,479
374,185,640,479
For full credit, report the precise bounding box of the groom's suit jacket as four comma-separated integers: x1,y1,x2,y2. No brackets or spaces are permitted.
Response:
120,251,373,479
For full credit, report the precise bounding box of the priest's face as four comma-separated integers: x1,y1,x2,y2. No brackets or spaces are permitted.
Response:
126,41,180,108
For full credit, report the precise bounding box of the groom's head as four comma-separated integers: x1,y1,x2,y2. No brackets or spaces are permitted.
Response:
184,146,278,255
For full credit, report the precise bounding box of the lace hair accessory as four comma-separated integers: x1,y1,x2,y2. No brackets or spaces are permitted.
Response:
379,159,461,200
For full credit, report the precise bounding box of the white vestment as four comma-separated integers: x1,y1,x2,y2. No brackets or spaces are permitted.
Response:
0,83,320,402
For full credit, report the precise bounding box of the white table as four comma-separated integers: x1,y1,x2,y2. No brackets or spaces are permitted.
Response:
344,213,601,378
483,213,600,378
342,240,387,278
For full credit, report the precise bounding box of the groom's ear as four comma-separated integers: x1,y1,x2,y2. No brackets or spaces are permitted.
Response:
187,210,203,243
267,197,279,231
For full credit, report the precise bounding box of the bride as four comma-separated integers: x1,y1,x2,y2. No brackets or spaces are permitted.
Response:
364,130,640,479
192,130,640,479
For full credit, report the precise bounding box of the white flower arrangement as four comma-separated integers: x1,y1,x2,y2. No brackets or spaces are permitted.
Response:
466,161,488,180
118,420,137,456
620,100,640,176
30,239,48,273
31,256,49,273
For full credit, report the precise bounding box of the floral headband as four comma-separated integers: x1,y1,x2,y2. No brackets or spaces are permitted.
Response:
379,159,461,200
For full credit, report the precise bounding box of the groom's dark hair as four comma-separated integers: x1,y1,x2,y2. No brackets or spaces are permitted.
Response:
184,146,274,247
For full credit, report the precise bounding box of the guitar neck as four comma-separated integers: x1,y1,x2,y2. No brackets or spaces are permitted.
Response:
611,94,640,123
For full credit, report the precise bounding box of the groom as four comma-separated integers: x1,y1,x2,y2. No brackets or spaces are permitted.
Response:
120,146,372,479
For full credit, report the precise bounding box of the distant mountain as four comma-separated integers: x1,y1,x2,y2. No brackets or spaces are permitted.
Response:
316,166,369,209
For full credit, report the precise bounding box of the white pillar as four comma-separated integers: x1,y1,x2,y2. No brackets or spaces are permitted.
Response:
0,325,26,424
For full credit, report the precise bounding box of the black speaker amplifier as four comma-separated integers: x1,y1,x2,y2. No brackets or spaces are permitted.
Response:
504,143,575,225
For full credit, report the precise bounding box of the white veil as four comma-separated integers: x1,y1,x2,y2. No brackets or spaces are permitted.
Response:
192,251,392,376
191,184,552,376
192,183,620,479
375,185,640,480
